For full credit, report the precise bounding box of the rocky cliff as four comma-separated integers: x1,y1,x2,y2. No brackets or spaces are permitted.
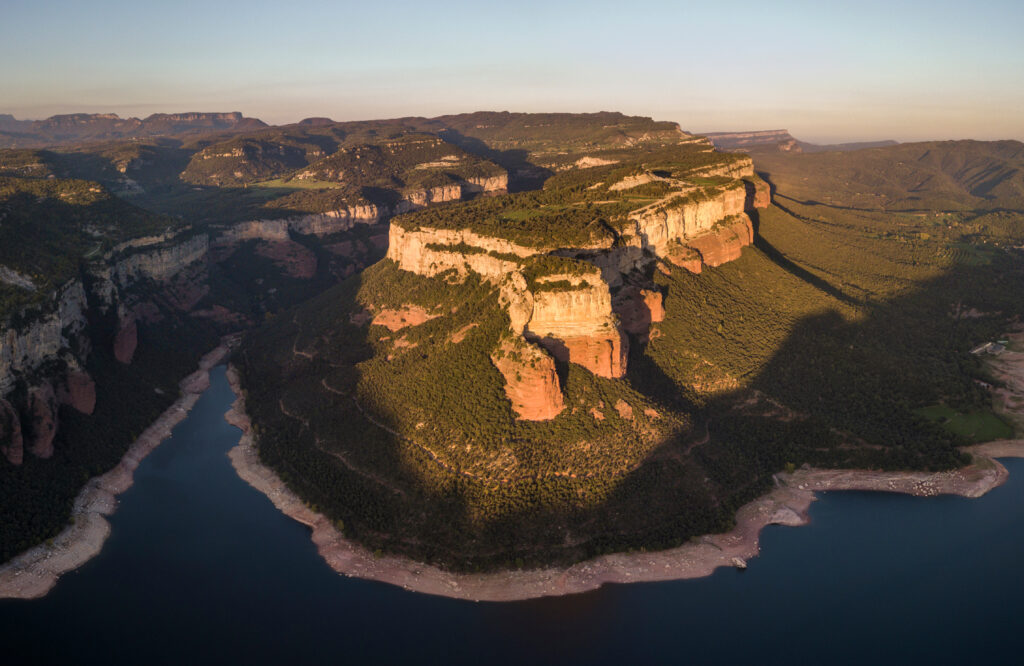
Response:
490,337,565,420
0,228,216,464
383,162,770,417
110,233,210,286
0,279,89,394
219,174,509,245
522,275,627,379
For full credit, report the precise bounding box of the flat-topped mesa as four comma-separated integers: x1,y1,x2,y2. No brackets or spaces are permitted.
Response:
383,150,772,398
704,129,801,153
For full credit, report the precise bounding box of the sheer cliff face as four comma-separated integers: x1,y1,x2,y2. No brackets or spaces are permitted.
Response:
0,229,212,464
0,280,88,394
111,234,210,286
523,278,627,379
387,225,534,280
219,173,509,244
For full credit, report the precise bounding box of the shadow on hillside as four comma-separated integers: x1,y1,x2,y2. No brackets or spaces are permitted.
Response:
437,129,553,192
54,140,197,195
234,199,1024,570
750,212,861,306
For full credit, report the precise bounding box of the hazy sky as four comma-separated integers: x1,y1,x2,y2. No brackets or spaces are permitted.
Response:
3,0,1022,143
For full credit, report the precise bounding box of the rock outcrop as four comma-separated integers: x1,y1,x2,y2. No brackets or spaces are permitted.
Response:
627,181,749,258
523,277,627,379
386,224,535,280
0,280,89,394
27,385,57,459
58,369,96,415
613,287,665,340
113,314,138,365
0,398,23,465
218,174,509,246
111,233,210,287
684,216,755,268
384,166,771,391
490,338,565,420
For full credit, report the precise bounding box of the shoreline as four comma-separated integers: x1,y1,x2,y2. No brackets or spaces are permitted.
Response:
224,364,1024,602
226,331,1024,602
0,343,231,601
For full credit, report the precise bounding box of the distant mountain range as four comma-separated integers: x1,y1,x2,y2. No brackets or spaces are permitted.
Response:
703,129,898,153
0,112,266,148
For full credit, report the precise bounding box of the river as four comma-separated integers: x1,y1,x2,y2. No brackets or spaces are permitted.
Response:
1,366,1022,665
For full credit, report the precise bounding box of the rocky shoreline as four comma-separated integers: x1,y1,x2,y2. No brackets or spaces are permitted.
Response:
223,362,1024,602
0,344,231,600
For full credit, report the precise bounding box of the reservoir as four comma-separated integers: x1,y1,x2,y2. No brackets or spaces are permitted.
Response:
2,366,1022,665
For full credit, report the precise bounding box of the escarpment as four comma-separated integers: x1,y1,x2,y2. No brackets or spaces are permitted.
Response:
381,154,769,417
110,233,210,286
0,279,89,394
520,272,627,379
0,226,216,466
216,173,509,246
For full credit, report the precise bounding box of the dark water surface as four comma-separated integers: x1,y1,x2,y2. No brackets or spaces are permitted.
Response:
2,366,1022,665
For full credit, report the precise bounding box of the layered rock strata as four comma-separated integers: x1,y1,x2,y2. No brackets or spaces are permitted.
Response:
217,174,508,245
384,169,770,417
1,229,213,465
522,276,627,379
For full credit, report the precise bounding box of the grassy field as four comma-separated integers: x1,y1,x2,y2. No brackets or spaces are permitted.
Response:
915,405,1015,442
250,178,341,190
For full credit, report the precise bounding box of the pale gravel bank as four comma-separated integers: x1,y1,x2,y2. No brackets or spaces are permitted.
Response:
0,344,232,600
224,360,1024,602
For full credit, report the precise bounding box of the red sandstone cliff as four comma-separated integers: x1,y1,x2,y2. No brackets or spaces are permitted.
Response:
490,338,565,420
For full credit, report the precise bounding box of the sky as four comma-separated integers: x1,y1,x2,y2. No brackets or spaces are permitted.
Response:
2,0,1023,144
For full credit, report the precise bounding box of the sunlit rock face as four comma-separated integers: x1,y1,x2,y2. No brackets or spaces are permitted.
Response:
379,156,772,416
490,338,565,421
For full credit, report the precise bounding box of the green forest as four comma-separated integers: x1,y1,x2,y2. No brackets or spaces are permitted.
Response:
3,112,1023,573
236,139,1024,570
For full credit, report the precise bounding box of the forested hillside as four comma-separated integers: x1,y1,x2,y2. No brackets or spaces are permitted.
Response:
236,138,1024,570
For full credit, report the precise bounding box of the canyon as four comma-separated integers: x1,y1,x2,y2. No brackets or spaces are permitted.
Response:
5,111,1019,587
0,134,512,466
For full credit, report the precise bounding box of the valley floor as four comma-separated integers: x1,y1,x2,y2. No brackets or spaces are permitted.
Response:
222,334,1024,601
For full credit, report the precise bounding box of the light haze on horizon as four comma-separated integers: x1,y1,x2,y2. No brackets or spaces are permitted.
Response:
2,0,1022,144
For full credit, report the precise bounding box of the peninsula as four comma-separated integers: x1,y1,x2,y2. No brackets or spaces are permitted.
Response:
2,111,1023,595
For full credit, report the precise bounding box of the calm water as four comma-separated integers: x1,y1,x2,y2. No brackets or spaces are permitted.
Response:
2,366,1022,665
